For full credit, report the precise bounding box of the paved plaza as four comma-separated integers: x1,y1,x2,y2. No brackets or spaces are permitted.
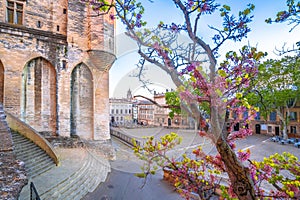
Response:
85,127,300,200
113,127,300,160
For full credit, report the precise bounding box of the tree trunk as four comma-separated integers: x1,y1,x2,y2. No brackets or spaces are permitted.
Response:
216,135,256,200
276,108,288,139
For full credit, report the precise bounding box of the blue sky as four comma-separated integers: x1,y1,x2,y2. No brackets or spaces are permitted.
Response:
110,0,299,97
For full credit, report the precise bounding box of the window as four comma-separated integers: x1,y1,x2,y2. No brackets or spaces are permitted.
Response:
37,21,41,28
233,123,239,131
233,112,238,120
63,8,67,14
289,112,297,121
120,109,123,114
268,126,272,133
111,109,114,114
243,111,248,120
291,126,297,134
6,1,24,25
269,112,276,121
116,109,118,114
125,109,127,114
255,112,261,120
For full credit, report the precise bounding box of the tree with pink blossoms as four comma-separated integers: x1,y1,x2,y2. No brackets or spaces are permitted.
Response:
81,0,300,199
266,0,300,32
266,0,299,55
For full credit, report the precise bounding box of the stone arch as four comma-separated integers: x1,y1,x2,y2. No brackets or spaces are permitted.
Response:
0,60,4,104
70,63,94,139
21,57,57,135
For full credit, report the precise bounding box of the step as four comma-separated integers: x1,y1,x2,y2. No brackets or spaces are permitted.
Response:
40,151,92,199
30,161,55,179
18,146,111,200
11,133,25,140
13,140,32,148
19,148,88,200
51,154,93,199
15,148,45,161
58,152,108,200
27,156,54,173
14,142,42,151
83,163,109,194
11,133,28,142
57,159,96,200
11,132,55,179
73,152,110,199
42,149,111,200
13,138,34,147
25,153,52,169
61,155,97,199
14,140,37,150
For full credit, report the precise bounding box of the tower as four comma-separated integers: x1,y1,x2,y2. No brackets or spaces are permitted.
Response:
127,88,133,100
0,0,116,140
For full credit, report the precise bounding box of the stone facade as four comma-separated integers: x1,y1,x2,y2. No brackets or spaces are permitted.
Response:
137,100,154,126
0,104,27,200
0,0,115,140
109,89,133,126
153,92,191,129
229,101,300,138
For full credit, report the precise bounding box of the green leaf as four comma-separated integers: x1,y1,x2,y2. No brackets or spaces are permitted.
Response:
218,69,227,77
223,5,231,11
135,173,146,178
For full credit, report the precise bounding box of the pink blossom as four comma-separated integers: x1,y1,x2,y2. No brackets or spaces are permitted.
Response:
237,149,250,162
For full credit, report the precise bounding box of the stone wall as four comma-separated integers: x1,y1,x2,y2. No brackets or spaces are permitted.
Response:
0,0,115,140
0,104,27,200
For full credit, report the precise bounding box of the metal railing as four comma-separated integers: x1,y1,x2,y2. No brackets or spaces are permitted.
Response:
30,182,40,200
110,128,141,147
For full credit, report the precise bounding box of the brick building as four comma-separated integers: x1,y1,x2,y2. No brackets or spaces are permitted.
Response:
153,91,191,129
137,100,154,126
230,101,300,138
0,0,115,140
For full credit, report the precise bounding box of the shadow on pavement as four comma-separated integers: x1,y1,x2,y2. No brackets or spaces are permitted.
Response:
83,169,183,200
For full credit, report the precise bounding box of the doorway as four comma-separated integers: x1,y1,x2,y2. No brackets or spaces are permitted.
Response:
255,124,261,134
275,126,280,136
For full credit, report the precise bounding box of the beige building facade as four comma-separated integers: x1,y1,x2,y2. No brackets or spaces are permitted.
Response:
137,100,154,126
0,0,115,140
109,89,133,126
230,101,300,138
153,92,191,129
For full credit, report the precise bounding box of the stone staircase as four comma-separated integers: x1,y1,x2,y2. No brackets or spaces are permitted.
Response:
39,149,110,200
40,148,110,200
11,131,55,179
13,134,111,200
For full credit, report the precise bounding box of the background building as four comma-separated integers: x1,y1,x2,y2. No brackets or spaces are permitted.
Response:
137,100,154,126
230,101,300,138
109,89,133,126
153,91,191,129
